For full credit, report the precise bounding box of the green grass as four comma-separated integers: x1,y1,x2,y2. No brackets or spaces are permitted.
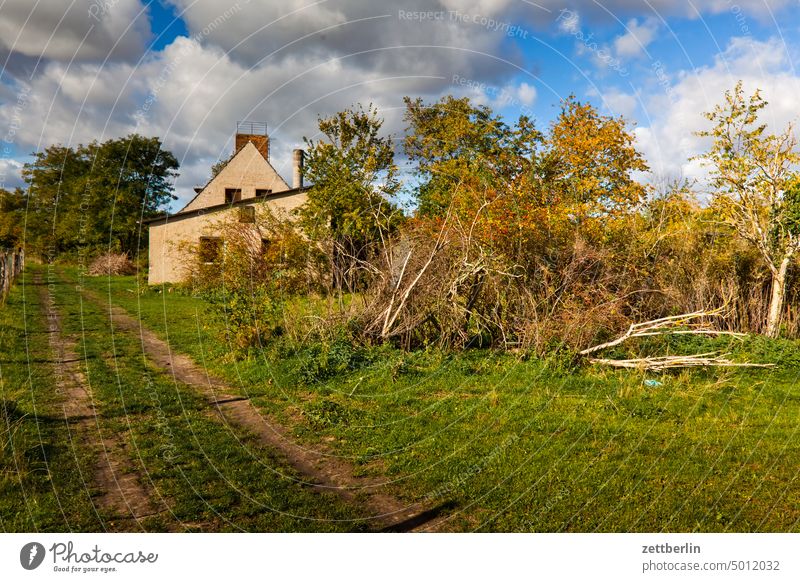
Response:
1,266,362,531
62,269,800,531
0,268,102,531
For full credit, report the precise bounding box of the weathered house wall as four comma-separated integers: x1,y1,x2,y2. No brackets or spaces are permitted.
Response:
147,129,307,285
147,191,307,284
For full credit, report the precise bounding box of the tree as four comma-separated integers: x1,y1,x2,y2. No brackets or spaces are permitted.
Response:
21,144,90,258
405,94,646,219
0,188,27,249
404,96,550,263
547,97,648,221
403,95,646,271
300,104,402,290
404,95,536,217
83,135,178,255
696,82,800,337
19,135,178,260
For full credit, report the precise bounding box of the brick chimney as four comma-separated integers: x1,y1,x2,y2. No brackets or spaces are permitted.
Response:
293,149,304,189
235,121,269,160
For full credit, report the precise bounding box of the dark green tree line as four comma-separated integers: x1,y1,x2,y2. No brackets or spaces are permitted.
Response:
1,134,178,259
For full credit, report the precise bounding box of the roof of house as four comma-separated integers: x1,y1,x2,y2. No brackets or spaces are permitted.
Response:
142,186,310,225
176,141,284,213
145,139,306,226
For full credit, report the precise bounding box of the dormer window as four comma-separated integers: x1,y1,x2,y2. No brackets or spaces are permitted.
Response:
225,188,242,204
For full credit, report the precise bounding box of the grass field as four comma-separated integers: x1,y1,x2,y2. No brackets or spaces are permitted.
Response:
2,264,799,531
1,266,361,532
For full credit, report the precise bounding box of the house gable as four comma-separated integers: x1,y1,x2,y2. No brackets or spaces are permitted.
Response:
147,126,307,285
180,141,292,213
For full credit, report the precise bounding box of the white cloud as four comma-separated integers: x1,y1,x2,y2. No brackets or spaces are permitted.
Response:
516,82,537,106
613,18,658,59
0,33,450,207
596,87,639,119
537,0,792,22
635,36,800,184
0,0,151,62
439,0,514,16
0,158,24,190
164,0,512,83
556,8,580,34
704,0,791,18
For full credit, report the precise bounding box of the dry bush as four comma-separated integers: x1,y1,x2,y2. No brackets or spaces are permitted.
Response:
87,252,136,276
178,205,322,294
336,214,643,353
524,245,640,352
632,197,782,337
347,216,506,349
342,216,800,349
339,191,790,354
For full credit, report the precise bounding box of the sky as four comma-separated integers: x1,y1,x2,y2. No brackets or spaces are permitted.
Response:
0,0,798,210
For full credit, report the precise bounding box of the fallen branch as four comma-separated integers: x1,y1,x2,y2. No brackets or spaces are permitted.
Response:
588,353,775,371
579,309,745,356
579,310,774,371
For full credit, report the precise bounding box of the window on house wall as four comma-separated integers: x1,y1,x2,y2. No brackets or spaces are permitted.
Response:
225,188,242,204
199,237,222,264
239,206,255,223
255,189,272,197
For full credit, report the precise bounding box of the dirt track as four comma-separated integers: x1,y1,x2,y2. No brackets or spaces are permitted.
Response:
36,273,162,528
78,284,450,532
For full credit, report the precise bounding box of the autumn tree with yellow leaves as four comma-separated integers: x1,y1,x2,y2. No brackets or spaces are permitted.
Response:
403,95,647,273
696,81,800,337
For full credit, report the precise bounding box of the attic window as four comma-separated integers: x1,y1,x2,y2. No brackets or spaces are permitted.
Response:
225,188,242,204
199,237,222,264
255,189,272,197
239,206,255,223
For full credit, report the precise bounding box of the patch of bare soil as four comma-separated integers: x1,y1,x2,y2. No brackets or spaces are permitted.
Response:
81,287,452,532
36,274,162,529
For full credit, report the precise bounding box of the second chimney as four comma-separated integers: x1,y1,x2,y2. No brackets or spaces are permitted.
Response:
292,149,304,189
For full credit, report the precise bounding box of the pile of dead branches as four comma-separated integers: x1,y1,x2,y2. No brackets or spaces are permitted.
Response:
352,212,527,349
87,252,136,276
580,309,775,371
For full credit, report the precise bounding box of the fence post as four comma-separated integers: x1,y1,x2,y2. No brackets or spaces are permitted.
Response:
0,247,24,302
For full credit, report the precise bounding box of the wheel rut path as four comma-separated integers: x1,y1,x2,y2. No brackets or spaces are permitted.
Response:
35,274,162,528
79,284,450,532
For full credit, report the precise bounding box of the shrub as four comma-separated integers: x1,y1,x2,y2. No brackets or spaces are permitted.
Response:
296,339,376,384
214,286,282,353
178,204,326,356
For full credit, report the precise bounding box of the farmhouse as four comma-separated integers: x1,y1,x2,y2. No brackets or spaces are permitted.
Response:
146,123,308,284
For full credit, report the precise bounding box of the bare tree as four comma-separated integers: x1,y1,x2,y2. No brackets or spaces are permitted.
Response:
696,82,800,337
